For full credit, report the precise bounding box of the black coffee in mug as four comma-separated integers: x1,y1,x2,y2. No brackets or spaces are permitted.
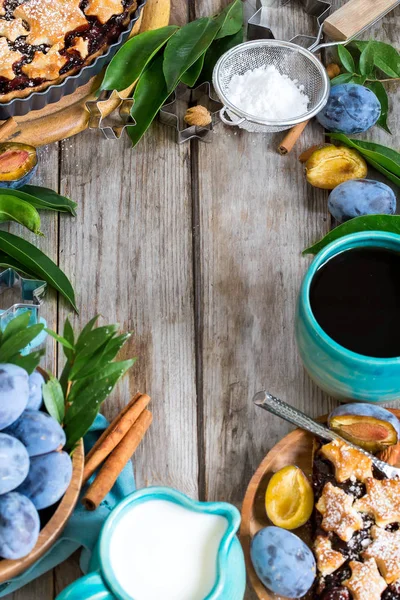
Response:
309,247,400,358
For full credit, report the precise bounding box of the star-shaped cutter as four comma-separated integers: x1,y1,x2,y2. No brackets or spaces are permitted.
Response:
0,268,47,329
159,82,223,144
85,89,136,139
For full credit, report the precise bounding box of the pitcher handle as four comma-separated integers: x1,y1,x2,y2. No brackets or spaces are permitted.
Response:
56,571,114,600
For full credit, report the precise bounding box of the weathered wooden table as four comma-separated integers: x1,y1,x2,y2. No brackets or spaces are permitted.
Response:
5,1,399,598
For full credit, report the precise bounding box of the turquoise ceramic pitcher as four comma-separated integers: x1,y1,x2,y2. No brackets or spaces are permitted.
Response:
296,231,400,403
56,487,246,600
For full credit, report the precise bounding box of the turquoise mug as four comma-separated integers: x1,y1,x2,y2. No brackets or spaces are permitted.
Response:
56,486,246,600
296,231,400,403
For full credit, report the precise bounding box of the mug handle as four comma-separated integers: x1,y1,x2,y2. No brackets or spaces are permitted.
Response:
56,571,114,600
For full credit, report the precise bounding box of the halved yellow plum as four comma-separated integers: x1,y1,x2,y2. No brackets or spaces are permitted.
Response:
265,465,314,530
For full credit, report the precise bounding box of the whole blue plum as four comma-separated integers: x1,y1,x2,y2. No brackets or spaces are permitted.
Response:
316,84,381,134
0,364,29,430
0,492,40,559
27,371,44,410
17,451,72,509
0,433,29,494
250,526,316,598
3,410,66,457
328,179,396,222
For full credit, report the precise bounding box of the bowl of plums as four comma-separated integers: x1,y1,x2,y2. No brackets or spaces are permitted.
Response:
0,364,83,582
242,403,400,600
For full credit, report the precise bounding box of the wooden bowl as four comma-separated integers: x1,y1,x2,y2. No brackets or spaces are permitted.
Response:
0,366,85,583
241,410,400,600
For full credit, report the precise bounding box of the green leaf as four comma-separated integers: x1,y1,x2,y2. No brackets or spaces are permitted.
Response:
0,252,36,278
351,40,400,77
43,376,65,423
70,332,132,380
64,359,135,450
11,350,44,374
181,54,206,87
75,324,119,357
0,231,77,311
2,312,31,342
45,328,75,350
330,72,353,85
101,26,179,92
199,28,243,85
349,74,367,85
359,41,375,76
76,315,99,345
163,18,221,92
304,215,400,255
62,317,75,360
366,80,391,134
0,323,44,362
337,45,356,73
129,54,170,147
3,186,77,216
329,133,400,184
214,0,243,39
374,56,399,78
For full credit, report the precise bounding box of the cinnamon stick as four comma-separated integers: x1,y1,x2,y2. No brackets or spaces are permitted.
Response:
83,392,150,484
278,120,309,155
0,117,18,142
82,409,153,511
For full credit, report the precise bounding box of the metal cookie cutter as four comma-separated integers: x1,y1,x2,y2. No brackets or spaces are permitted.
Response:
159,82,223,144
0,268,47,343
85,90,136,139
247,0,331,44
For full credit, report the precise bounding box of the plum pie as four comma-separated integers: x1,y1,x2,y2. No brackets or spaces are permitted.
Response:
313,439,400,600
0,0,138,102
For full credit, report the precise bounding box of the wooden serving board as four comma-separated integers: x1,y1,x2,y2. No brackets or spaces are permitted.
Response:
0,0,171,147
241,410,400,600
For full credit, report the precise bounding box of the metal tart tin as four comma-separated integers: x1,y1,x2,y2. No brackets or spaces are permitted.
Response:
0,0,147,121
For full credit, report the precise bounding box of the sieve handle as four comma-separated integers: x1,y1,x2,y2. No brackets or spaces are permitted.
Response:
219,107,246,127
323,0,399,42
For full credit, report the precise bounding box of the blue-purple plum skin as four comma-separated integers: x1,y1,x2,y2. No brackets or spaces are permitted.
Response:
0,433,29,494
328,179,396,223
0,492,40,559
17,451,72,509
27,371,44,410
250,526,316,598
3,410,66,457
316,84,381,134
0,364,29,430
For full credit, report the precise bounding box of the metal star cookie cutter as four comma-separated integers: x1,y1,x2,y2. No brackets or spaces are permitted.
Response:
247,0,331,46
0,268,47,329
159,82,223,144
85,90,136,140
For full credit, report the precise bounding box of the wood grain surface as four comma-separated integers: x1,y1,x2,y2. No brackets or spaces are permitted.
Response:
3,0,399,598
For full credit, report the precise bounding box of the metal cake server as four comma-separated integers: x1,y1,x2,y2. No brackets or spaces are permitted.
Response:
253,390,400,480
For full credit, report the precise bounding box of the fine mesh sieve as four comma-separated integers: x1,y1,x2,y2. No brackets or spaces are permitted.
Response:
212,40,330,133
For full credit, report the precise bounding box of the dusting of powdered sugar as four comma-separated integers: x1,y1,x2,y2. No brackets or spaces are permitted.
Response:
226,64,310,121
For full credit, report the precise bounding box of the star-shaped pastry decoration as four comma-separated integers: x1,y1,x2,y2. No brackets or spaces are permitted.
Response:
0,17,28,41
14,0,87,46
22,44,68,80
0,38,23,80
316,482,364,542
85,0,124,24
363,526,400,583
319,439,373,483
314,535,346,576
354,478,400,527
85,90,136,139
344,558,387,600
68,37,89,59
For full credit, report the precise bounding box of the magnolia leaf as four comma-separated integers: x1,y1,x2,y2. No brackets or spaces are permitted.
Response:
366,81,391,134
43,376,65,423
304,215,400,255
337,45,356,73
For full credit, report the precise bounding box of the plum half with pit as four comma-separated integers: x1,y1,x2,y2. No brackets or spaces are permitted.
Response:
250,526,316,598
329,403,400,453
328,179,396,223
316,84,381,134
